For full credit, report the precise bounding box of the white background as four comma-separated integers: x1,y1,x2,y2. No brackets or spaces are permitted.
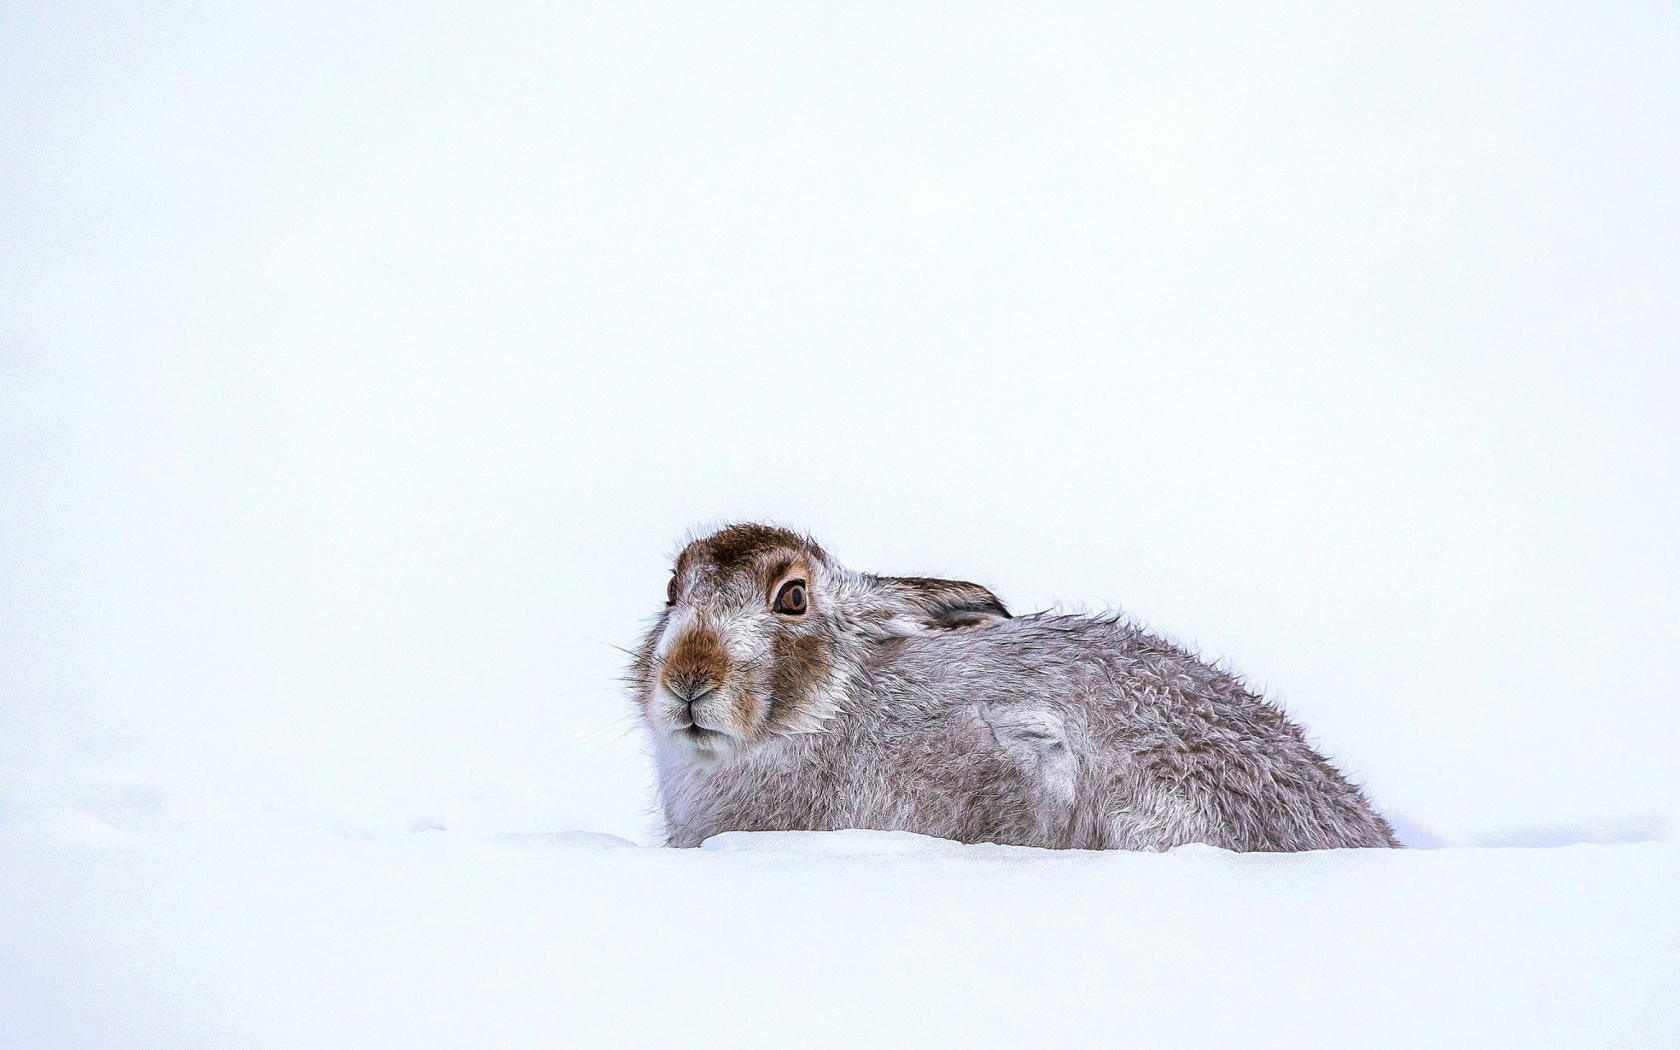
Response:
4,2,1678,848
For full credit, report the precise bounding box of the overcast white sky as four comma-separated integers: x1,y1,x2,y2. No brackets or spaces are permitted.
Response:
2,2,1677,845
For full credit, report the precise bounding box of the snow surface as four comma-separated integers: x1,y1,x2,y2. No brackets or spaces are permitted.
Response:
3,812,1676,1049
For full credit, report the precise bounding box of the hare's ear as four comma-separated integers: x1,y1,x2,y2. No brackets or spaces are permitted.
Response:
866,575,1011,637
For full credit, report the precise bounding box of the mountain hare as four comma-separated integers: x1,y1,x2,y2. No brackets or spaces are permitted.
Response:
631,524,1398,851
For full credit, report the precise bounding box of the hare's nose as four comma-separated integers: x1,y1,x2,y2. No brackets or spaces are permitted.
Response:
661,625,729,704
665,678,717,706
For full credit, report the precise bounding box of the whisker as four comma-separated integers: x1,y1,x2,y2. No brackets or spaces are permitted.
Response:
577,722,646,760
576,710,643,735
583,636,645,661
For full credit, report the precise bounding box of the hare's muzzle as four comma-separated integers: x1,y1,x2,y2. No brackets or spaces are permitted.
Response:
659,624,729,716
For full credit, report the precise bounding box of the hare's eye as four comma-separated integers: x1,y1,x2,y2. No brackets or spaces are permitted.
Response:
773,579,808,616
666,574,680,607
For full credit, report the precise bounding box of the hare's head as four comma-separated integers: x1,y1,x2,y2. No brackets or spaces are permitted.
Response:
631,524,1009,762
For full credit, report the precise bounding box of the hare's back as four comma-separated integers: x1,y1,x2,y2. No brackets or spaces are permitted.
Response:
896,613,1271,725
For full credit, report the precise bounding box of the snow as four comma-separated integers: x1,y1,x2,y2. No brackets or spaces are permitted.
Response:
4,813,1676,1049
4,3,1680,1046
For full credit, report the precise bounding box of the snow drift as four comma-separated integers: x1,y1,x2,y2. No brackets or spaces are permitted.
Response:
3,811,1675,1049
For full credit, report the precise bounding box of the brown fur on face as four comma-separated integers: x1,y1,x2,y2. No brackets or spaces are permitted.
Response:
674,524,825,577
660,623,729,701
766,628,833,731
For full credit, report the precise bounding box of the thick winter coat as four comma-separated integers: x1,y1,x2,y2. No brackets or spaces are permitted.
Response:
631,524,1398,851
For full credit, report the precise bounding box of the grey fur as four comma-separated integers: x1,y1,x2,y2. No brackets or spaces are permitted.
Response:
632,525,1399,851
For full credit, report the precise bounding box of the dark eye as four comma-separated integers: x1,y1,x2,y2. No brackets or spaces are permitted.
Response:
666,574,680,607
773,579,808,615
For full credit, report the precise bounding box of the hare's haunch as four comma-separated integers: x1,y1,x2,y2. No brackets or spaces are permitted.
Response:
631,524,1398,851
